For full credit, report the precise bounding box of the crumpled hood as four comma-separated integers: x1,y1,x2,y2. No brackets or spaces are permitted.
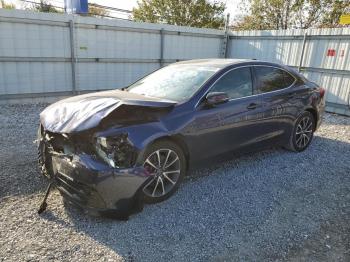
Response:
40,90,175,133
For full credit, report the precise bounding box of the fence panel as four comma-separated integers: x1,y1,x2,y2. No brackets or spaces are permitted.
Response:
0,9,349,115
228,28,350,115
0,9,223,100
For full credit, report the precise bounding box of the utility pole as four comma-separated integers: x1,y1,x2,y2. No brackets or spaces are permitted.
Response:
221,13,230,58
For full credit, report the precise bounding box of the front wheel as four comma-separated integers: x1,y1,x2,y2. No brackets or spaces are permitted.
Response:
286,111,315,152
141,140,186,204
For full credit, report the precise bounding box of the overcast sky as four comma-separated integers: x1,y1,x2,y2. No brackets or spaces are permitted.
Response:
8,0,243,21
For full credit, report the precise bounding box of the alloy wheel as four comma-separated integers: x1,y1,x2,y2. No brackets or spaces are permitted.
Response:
295,116,313,149
142,149,181,198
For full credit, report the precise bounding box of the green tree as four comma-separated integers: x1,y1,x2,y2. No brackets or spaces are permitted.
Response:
28,0,62,13
0,0,15,9
132,0,226,29
88,5,110,18
321,0,350,27
232,0,350,30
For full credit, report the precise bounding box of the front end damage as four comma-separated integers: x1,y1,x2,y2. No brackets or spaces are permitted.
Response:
36,90,175,219
37,126,150,219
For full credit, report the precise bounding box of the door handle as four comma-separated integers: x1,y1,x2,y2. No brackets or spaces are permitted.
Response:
247,103,258,110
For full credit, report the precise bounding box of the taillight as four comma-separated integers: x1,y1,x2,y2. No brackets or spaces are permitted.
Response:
319,87,326,98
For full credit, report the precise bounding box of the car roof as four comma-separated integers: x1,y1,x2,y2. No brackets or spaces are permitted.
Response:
175,59,255,68
174,59,297,75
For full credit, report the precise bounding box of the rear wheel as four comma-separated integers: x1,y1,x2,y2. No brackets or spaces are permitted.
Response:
286,111,315,152
141,140,186,204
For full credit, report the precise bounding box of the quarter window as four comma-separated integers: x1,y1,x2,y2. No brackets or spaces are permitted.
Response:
210,67,253,99
255,67,295,93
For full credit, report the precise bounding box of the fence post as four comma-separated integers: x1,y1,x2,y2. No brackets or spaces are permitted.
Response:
221,13,230,58
298,32,307,72
160,28,164,67
69,19,77,94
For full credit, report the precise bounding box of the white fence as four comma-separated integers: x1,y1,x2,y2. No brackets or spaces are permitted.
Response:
0,9,223,100
0,9,349,116
229,28,350,116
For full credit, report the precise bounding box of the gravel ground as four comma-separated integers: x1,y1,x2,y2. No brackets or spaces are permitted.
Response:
0,103,349,262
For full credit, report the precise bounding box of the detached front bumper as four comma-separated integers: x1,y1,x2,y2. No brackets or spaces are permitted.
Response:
48,153,150,218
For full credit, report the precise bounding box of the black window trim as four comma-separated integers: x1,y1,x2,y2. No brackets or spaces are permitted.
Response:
196,64,297,108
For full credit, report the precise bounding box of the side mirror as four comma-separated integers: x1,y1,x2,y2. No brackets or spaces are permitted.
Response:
205,92,229,106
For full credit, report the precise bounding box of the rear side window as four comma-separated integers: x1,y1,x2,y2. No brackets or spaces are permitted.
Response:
255,66,295,93
211,67,253,99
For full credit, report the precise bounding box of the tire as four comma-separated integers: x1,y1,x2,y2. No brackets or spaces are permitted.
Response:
141,140,186,204
286,111,315,152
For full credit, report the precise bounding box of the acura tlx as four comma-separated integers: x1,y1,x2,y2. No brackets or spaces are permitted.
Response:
37,59,325,219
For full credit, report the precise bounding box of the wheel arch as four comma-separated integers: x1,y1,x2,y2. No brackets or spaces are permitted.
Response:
146,135,190,170
305,107,318,131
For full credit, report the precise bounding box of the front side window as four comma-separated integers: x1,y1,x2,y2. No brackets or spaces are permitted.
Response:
127,64,220,102
210,67,253,99
255,66,295,93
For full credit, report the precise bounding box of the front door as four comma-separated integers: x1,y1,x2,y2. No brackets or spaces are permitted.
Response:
186,66,266,158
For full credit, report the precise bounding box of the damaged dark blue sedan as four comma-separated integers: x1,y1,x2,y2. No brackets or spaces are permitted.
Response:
37,59,325,219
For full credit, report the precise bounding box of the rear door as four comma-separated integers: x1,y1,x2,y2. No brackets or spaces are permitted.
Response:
252,66,297,145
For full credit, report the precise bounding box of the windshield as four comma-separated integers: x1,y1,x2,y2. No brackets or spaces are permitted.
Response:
127,64,220,102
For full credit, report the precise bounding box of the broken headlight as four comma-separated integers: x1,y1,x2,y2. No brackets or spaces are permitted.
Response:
95,134,135,168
